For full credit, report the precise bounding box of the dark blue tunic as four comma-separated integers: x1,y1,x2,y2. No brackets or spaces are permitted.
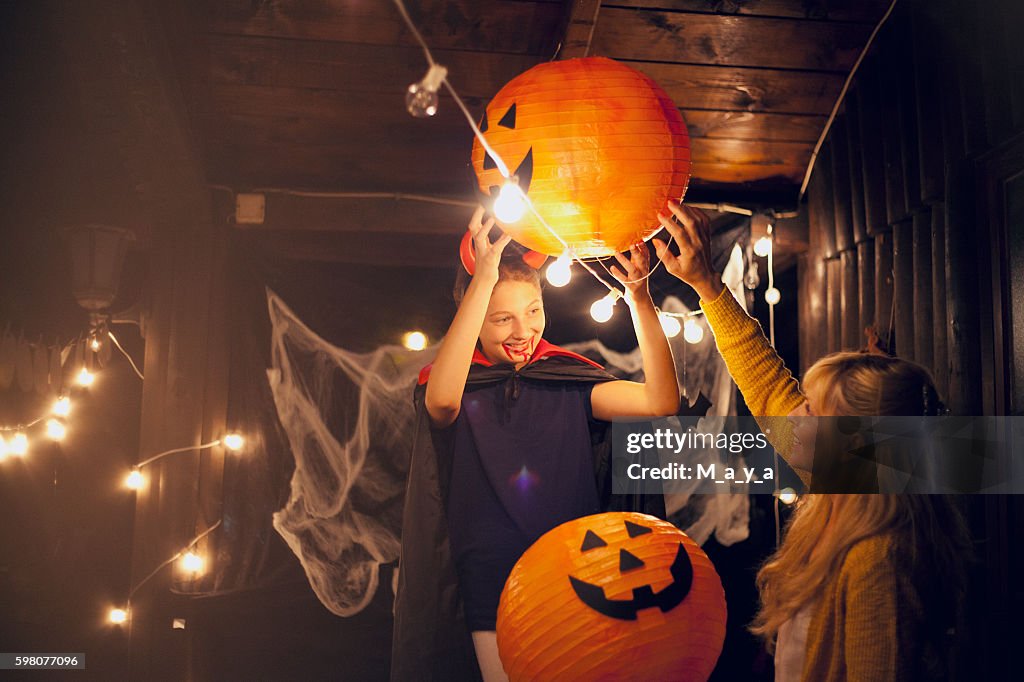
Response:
445,377,601,630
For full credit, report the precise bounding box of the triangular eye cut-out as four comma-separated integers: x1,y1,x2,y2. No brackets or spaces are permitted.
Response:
625,520,652,538
619,549,645,572
483,153,497,171
498,103,517,129
479,113,488,134
580,530,607,552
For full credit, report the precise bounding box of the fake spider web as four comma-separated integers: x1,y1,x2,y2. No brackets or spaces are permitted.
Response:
268,245,752,617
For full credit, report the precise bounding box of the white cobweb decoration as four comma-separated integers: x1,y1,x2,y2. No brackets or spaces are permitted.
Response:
268,244,752,616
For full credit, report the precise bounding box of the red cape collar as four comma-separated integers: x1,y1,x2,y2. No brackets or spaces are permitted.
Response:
418,338,602,385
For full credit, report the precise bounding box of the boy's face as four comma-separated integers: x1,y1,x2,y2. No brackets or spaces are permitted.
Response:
479,280,545,368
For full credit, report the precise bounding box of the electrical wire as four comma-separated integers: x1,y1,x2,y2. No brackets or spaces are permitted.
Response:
798,0,900,201
128,520,223,599
107,331,144,380
134,440,223,470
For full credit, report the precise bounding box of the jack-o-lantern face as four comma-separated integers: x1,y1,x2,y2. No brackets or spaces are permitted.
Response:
471,57,691,259
497,512,725,682
478,103,534,199
569,520,693,620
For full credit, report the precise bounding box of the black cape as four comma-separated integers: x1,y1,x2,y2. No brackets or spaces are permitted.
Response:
389,343,666,682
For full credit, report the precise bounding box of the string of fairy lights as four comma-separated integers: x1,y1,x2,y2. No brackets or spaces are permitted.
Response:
0,323,246,626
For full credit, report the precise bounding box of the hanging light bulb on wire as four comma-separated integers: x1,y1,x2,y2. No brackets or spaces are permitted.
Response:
181,550,205,575
52,396,71,417
659,313,681,338
683,318,704,344
125,468,144,490
590,291,618,323
546,251,572,287
765,287,781,305
10,433,28,456
46,419,67,441
493,182,527,223
406,63,448,118
753,236,772,257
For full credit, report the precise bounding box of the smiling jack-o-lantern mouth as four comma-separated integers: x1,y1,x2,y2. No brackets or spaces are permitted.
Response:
476,102,534,201
567,520,694,621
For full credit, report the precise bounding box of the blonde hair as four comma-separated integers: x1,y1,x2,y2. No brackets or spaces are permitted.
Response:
801,351,945,416
750,352,969,653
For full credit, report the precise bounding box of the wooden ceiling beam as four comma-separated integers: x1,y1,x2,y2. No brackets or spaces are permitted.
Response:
682,110,824,143
206,0,564,55
557,0,602,59
624,61,843,114
600,1,890,24
227,191,475,236
239,229,462,268
206,34,542,101
591,8,872,71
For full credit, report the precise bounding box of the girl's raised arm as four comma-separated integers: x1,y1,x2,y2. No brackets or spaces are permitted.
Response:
425,208,511,427
591,244,681,420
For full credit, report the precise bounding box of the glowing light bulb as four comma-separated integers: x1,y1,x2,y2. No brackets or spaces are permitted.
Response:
109,608,128,624
683,318,705,344
406,64,447,118
90,337,101,352
590,292,618,323
77,368,95,387
546,252,572,287
659,313,681,338
222,433,244,451
753,236,772,257
53,396,71,417
10,433,28,456
125,469,144,490
181,551,204,574
778,487,797,505
403,331,428,351
765,287,781,305
46,419,67,441
493,182,527,223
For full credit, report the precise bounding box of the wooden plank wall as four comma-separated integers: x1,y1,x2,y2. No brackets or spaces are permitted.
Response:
798,0,1023,416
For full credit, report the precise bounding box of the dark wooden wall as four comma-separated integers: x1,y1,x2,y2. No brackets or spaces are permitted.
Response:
800,3,1024,677
799,0,1024,417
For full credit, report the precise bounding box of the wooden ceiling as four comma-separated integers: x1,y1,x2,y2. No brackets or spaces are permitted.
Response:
185,0,889,204
54,0,891,265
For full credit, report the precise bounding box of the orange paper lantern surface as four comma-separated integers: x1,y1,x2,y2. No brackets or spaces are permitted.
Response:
497,512,726,682
471,57,691,258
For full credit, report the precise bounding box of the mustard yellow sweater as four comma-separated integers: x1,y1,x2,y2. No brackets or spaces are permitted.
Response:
701,287,932,681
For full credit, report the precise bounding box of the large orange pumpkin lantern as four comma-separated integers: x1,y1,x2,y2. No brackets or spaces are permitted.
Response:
496,512,726,682
470,56,691,260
